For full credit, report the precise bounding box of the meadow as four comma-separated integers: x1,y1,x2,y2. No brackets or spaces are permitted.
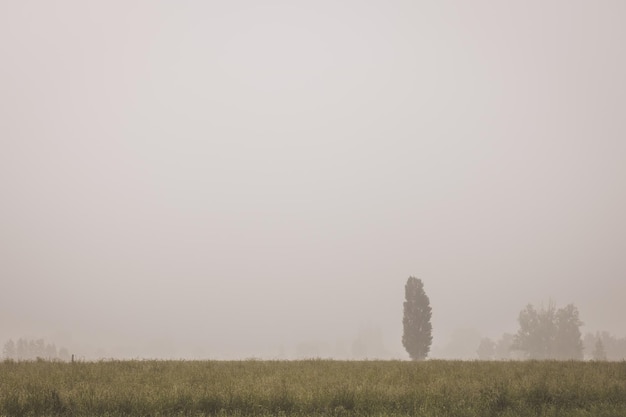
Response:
1,359,625,416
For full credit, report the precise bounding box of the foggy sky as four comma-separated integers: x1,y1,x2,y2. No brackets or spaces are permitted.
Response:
1,0,625,359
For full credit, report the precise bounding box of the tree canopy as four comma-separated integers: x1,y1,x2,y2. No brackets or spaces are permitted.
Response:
512,302,583,360
402,276,432,361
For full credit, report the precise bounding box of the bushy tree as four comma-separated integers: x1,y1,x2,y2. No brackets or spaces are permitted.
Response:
584,331,626,361
554,304,583,360
495,333,515,360
2,339,16,359
512,302,583,360
513,304,555,359
477,338,496,360
402,276,432,360
592,337,607,361
3,338,68,361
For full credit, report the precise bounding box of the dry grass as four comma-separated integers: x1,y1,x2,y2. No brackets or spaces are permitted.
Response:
1,359,625,416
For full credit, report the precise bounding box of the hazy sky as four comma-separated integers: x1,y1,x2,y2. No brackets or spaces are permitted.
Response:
1,0,625,359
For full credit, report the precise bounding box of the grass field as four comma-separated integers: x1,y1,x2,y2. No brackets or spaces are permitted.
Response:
1,359,625,416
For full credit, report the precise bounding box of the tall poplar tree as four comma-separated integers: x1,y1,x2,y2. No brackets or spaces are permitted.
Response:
402,276,432,360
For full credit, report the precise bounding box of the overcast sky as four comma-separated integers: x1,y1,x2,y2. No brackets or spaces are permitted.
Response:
1,0,625,359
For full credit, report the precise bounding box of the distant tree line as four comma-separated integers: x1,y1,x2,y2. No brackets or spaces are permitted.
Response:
477,302,584,360
399,278,611,362
400,277,598,362
476,302,626,361
583,331,626,361
476,333,516,360
512,303,584,360
2,338,70,361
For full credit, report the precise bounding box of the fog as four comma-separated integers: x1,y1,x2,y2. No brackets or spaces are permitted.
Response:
1,1,625,360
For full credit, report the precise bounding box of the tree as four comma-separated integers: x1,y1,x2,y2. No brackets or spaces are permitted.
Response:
45,343,58,360
402,276,432,360
592,336,607,361
16,338,27,360
554,304,583,360
477,338,495,360
512,302,583,360
4,338,68,361
495,333,515,360
513,303,556,359
584,331,626,361
3,339,16,359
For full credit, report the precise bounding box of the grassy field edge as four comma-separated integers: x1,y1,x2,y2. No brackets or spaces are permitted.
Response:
1,359,625,416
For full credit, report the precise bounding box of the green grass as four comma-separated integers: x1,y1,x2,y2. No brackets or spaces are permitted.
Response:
1,359,625,416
